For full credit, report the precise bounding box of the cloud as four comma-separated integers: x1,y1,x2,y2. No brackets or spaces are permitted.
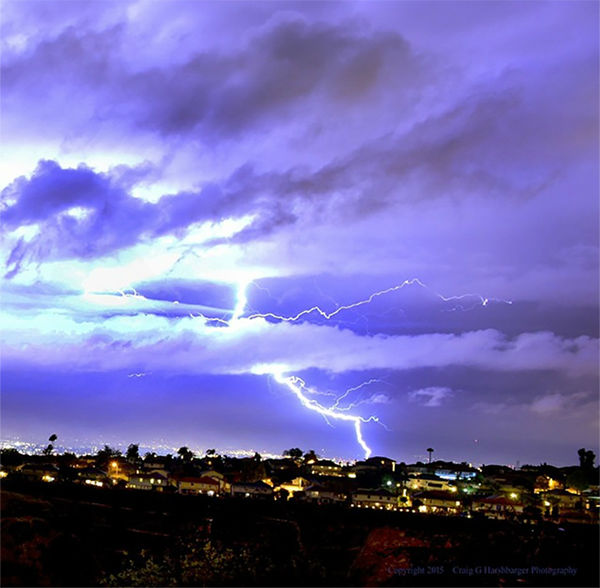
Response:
1,15,424,142
1,306,597,380
529,391,590,415
409,386,453,407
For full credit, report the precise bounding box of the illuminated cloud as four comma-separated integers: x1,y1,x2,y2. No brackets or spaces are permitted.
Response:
409,387,453,408
1,0,597,463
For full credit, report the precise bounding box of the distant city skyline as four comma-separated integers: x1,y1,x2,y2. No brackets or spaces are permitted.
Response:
1,1,598,466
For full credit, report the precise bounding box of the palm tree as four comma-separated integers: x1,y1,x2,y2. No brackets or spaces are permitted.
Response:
43,433,58,456
427,448,434,464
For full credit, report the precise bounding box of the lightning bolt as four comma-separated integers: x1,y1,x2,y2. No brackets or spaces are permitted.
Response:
272,372,379,459
181,278,510,458
245,278,510,323
105,276,507,458
330,378,385,410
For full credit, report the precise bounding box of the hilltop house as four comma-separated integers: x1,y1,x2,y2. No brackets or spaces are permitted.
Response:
231,481,273,498
126,472,168,491
472,495,525,519
172,475,221,495
351,488,396,509
411,490,462,513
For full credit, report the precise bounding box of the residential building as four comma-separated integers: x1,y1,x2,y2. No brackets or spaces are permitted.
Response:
351,488,397,509
472,495,525,519
172,475,221,495
310,459,343,477
231,481,273,498
126,472,168,491
408,474,455,492
412,490,462,514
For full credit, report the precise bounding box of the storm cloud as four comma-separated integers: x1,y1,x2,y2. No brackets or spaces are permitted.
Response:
1,0,597,463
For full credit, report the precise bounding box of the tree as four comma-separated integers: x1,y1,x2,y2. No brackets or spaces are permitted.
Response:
206,449,216,456
275,487,289,501
43,433,58,456
578,448,596,469
0,448,24,466
303,450,319,463
253,452,262,462
96,445,121,466
566,469,592,493
177,446,194,462
283,448,303,460
126,444,140,463
427,448,434,464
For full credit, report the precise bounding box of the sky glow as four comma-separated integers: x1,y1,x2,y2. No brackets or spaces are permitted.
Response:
1,0,598,464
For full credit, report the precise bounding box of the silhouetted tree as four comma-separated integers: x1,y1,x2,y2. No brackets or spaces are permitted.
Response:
283,448,303,459
578,448,596,469
0,448,24,466
126,444,140,463
566,469,592,492
303,450,319,463
43,433,58,456
177,446,194,462
96,445,121,466
275,487,290,501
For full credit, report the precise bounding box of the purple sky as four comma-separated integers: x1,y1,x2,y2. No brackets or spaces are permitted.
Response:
1,1,598,465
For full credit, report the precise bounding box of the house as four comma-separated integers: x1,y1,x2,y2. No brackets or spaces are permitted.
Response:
540,489,582,511
304,483,347,504
107,459,135,481
126,472,168,491
17,463,59,483
534,475,564,493
351,488,397,509
76,467,108,487
172,475,221,495
352,457,396,475
230,481,273,498
408,474,455,492
140,463,170,478
310,459,343,477
412,490,462,514
265,458,297,472
433,465,478,481
472,495,524,519
277,476,314,496
72,457,96,469
198,471,229,492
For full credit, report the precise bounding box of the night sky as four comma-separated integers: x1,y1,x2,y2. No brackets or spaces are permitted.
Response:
1,1,598,466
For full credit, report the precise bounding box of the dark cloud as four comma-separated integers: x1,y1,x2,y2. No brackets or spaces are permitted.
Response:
2,15,423,142
1,1,597,463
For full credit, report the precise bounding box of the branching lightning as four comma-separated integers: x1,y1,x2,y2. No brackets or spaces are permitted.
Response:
272,372,379,459
330,378,385,410
108,276,506,458
245,278,510,323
